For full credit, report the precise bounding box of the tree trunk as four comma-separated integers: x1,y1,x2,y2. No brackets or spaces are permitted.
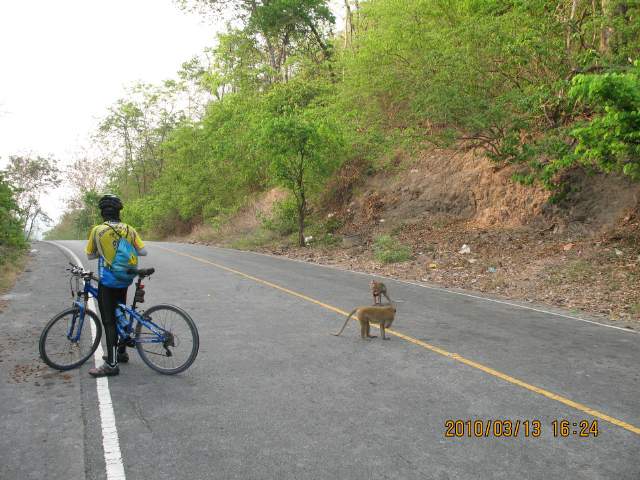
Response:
599,0,613,54
297,152,306,247
25,207,39,241
566,0,580,50
344,0,353,48
298,201,305,247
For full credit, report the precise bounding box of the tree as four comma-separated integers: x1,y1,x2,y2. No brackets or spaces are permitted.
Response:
0,172,26,256
178,0,335,84
97,82,184,199
3,155,60,240
566,63,640,179
261,81,342,246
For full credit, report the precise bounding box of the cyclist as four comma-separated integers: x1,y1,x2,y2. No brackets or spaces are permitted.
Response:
85,194,147,377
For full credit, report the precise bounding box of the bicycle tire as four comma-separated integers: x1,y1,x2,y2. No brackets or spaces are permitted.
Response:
39,307,102,371
135,304,199,375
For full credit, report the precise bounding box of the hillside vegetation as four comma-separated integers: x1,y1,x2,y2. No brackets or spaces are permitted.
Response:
45,0,640,321
0,172,28,302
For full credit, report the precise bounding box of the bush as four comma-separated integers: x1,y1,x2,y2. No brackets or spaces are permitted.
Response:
0,173,26,257
260,196,299,236
373,235,412,264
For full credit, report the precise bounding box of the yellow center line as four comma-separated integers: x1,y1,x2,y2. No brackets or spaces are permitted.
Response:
156,244,640,436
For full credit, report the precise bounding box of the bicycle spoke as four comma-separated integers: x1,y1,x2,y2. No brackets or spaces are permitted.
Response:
135,305,197,374
40,308,100,370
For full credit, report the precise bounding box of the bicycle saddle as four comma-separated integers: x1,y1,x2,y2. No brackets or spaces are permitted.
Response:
128,267,155,278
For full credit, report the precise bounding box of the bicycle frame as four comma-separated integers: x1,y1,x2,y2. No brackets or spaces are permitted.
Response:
114,302,170,346
67,276,98,343
68,273,169,347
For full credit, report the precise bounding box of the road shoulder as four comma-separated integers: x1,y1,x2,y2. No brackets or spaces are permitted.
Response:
0,241,87,480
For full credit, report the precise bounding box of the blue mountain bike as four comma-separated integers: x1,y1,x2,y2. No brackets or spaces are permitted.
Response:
39,263,199,375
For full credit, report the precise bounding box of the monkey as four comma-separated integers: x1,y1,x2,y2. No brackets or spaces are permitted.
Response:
369,280,392,305
331,304,396,340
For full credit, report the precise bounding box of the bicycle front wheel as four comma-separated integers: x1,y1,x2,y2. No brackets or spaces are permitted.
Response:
39,307,102,370
135,304,199,375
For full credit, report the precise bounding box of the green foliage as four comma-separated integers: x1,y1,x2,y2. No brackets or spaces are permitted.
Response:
261,80,344,245
323,214,342,234
0,172,26,260
260,196,299,235
305,217,342,247
45,190,102,240
47,0,640,241
568,64,640,179
372,235,412,264
228,229,277,250
338,0,640,187
3,155,60,240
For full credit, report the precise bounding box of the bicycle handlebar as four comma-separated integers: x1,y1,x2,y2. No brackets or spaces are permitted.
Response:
67,263,154,281
67,263,98,282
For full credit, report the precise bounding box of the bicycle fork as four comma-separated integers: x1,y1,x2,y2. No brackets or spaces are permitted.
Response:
68,292,89,342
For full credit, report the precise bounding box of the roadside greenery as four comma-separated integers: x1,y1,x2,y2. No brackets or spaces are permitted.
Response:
0,172,27,293
0,172,26,257
373,235,412,264
48,0,640,242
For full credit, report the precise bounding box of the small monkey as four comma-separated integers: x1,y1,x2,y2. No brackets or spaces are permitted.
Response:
332,305,396,340
369,280,392,305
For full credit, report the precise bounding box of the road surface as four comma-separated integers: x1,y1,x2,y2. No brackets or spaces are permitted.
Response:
1,240,638,479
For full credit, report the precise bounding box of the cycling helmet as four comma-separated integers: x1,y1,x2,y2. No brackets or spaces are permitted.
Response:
98,194,123,211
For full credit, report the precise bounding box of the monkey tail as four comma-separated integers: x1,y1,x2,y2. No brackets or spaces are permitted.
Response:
331,309,358,336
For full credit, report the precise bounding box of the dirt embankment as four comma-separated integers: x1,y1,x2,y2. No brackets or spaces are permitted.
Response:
188,148,640,326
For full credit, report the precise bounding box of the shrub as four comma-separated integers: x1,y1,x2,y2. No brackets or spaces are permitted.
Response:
260,196,299,236
373,235,412,263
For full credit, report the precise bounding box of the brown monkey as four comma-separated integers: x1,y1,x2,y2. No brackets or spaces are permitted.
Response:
332,305,396,340
369,280,392,305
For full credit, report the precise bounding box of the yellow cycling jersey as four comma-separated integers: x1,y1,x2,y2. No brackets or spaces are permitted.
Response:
85,222,145,265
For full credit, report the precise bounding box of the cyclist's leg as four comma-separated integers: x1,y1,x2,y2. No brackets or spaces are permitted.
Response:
114,287,129,360
96,284,125,367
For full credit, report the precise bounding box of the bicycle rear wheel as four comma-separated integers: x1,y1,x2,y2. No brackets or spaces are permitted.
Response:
39,307,102,371
135,304,199,375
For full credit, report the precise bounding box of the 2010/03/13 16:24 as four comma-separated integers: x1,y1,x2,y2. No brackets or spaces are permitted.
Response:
444,419,599,438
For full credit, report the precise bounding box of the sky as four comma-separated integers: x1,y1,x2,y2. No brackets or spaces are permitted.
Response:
0,0,345,235
0,0,220,230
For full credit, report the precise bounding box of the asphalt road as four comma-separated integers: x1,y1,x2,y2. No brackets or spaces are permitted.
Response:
1,240,639,480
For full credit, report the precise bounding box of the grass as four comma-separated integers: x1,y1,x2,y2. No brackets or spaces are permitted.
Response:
547,259,594,285
0,247,28,301
227,229,279,250
629,302,640,316
484,273,510,292
373,235,412,264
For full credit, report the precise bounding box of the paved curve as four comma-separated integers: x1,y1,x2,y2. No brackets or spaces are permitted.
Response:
2,240,639,480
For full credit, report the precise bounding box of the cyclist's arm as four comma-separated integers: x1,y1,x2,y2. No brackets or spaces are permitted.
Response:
85,226,99,260
130,226,147,256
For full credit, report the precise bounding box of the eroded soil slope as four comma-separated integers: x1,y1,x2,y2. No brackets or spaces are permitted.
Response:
192,148,640,326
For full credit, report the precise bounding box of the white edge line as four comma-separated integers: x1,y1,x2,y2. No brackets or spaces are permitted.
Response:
161,241,636,334
49,241,127,480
